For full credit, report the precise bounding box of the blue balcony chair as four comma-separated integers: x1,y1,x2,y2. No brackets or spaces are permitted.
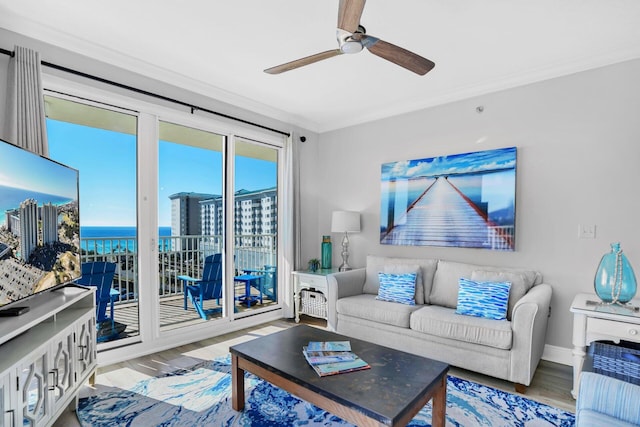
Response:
75,262,119,342
180,254,223,320
262,265,277,301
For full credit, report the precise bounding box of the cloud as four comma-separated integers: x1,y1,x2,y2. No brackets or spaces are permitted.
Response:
383,148,516,180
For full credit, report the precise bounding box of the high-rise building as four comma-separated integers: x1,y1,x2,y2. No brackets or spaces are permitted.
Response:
41,203,59,245
199,187,277,248
19,199,38,261
169,192,218,252
5,210,20,236
170,188,277,262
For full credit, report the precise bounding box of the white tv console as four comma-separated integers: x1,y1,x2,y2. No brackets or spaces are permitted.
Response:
0,285,96,427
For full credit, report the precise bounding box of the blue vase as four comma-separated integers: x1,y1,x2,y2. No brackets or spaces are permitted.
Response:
321,236,332,269
594,242,637,304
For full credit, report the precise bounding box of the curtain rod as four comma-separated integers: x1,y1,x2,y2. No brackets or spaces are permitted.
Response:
0,47,290,137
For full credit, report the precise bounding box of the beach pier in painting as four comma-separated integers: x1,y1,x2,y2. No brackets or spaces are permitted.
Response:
380,147,516,250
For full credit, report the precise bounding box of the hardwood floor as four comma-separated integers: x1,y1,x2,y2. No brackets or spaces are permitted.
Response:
54,316,575,426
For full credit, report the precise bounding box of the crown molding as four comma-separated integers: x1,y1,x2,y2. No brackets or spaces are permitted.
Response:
318,46,640,133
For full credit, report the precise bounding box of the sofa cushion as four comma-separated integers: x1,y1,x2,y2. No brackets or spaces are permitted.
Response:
382,264,421,302
364,255,438,304
429,261,476,308
429,260,542,309
336,294,422,328
471,270,536,320
410,305,513,350
376,272,417,305
455,278,511,320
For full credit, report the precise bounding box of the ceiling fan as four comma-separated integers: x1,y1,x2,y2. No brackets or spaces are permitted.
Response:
264,0,435,76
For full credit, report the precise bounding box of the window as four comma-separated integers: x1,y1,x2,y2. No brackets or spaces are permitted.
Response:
43,87,287,358
157,121,226,329
46,95,140,345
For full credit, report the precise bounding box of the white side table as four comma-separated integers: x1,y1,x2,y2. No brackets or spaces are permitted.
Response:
570,293,640,398
292,269,339,322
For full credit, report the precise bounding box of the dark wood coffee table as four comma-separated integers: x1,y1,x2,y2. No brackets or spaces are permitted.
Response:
230,325,449,426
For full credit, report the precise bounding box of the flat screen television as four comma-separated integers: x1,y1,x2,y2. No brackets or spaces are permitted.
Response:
0,138,80,315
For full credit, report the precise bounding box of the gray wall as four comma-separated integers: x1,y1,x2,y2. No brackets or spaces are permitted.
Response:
300,59,640,357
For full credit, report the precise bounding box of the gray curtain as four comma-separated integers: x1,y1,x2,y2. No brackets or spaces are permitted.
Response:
5,45,49,156
282,134,300,317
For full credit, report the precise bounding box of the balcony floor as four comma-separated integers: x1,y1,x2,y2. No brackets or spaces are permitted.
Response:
105,284,276,341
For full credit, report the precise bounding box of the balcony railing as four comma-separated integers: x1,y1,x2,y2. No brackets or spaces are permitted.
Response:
80,233,277,304
487,226,515,250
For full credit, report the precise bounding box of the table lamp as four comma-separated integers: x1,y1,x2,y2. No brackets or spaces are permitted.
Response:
331,211,361,271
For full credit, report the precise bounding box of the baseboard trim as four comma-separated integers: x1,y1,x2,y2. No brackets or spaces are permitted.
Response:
541,344,572,366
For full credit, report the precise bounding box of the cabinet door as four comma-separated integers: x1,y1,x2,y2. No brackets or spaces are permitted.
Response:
18,352,49,427
49,329,75,415
76,311,97,382
0,371,15,427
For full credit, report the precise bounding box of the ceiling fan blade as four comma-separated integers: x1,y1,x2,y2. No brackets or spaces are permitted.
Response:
264,49,342,74
337,0,366,33
362,36,435,75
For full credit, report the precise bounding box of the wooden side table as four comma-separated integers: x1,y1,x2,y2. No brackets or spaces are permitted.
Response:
570,293,640,398
292,269,339,322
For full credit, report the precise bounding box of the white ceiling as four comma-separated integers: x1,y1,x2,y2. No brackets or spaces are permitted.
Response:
1,1,640,133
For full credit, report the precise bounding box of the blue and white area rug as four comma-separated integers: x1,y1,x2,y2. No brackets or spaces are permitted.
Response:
77,356,575,426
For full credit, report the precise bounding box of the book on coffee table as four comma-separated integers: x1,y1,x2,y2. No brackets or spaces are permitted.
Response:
302,346,357,365
303,341,370,376
308,355,370,377
307,341,352,352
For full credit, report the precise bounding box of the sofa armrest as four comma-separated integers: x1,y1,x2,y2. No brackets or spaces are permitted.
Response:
509,283,552,385
326,268,366,331
577,372,640,425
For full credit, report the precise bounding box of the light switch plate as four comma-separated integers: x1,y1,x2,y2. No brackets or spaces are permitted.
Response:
579,224,596,239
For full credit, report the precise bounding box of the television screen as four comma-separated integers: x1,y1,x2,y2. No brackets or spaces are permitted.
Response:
0,138,80,310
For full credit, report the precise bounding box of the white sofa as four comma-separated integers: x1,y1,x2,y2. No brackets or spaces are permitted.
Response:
325,255,552,390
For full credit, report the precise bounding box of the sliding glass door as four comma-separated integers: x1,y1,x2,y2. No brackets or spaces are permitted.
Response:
157,121,225,330
43,86,286,358
232,138,279,313
46,95,140,346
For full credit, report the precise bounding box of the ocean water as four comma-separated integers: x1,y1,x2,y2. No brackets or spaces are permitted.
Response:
80,226,172,254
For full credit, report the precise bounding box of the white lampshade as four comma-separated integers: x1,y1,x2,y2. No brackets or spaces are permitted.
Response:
331,211,361,233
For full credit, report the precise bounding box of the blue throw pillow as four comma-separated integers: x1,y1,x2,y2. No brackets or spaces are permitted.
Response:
376,272,417,305
455,278,511,320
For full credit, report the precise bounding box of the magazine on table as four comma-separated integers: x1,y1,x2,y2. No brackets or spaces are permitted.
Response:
308,356,370,377
302,346,358,365
303,341,370,376
306,341,352,352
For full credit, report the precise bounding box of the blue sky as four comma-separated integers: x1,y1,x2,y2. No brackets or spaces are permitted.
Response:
0,139,78,227
47,119,276,227
381,146,516,181
0,138,77,199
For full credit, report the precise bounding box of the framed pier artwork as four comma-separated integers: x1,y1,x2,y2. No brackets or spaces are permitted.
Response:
380,146,517,250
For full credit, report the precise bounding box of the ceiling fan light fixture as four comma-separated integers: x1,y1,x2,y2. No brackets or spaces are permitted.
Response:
340,40,363,54
264,0,435,75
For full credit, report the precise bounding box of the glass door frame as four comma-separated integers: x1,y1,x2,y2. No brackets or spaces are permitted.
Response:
151,114,286,328
156,119,228,330
43,73,288,364
227,135,284,319
44,88,143,351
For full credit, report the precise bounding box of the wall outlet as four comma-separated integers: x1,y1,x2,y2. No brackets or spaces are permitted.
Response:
578,224,596,239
